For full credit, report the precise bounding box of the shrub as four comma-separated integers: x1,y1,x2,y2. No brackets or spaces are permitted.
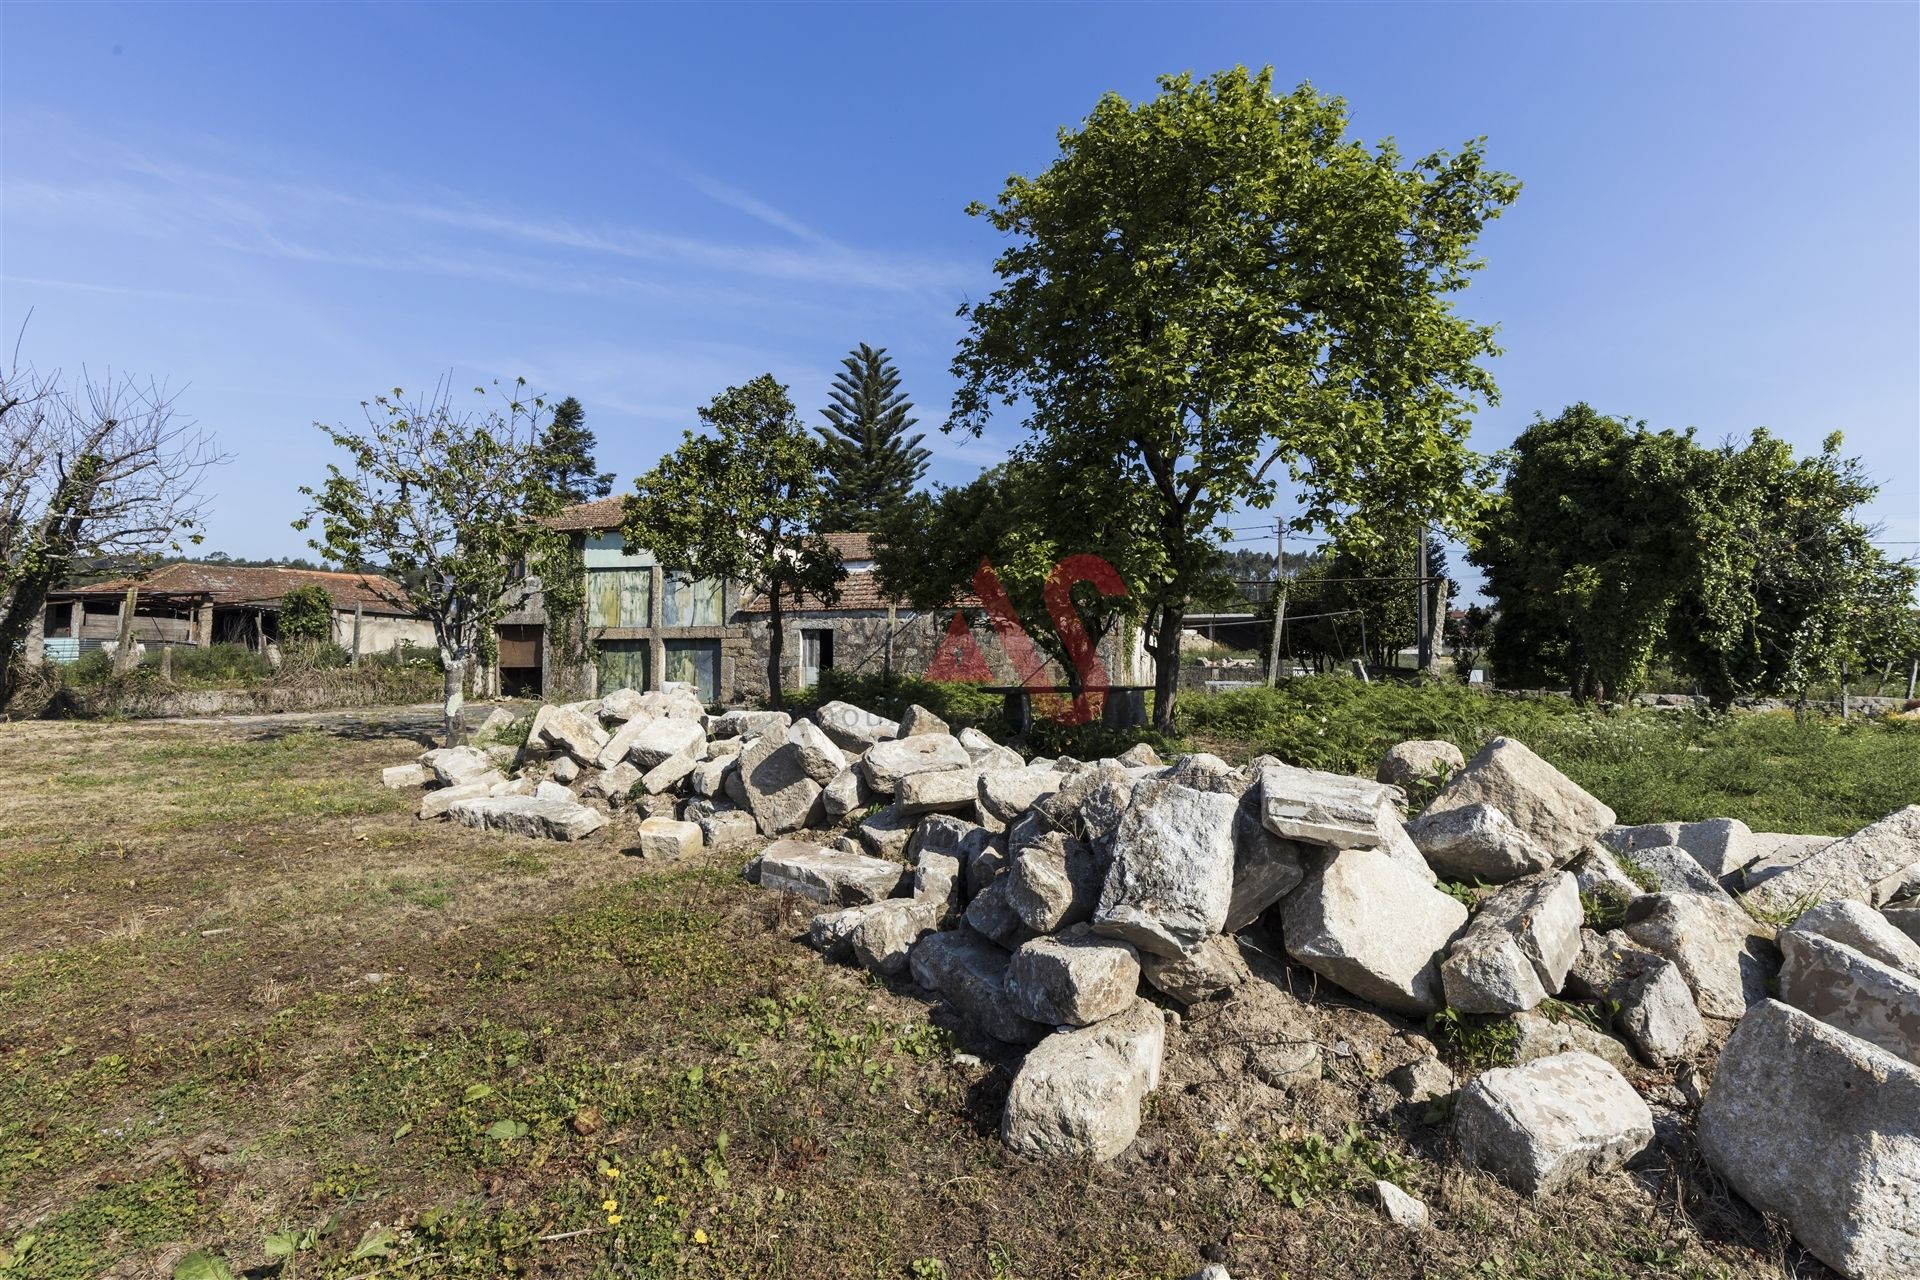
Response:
279,584,336,645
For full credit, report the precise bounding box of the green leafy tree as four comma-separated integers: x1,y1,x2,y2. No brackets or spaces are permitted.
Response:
623,375,843,709
1669,430,1919,706
537,396,614,503
1471,404,1704,701
278,583,335,646
1445,603,1496,683
817,344,929,530
873,458,1156,695
949,67,1517,730
297,379,569,745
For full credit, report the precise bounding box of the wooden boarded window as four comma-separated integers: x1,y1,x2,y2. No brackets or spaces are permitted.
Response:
661,573,723,627
587,568,651,629
596,640,650,695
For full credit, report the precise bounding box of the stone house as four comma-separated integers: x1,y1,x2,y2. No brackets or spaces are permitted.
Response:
496,497,1143,704
34,562,432,665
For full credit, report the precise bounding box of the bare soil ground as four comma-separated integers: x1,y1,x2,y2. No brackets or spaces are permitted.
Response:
0,713,1819,1278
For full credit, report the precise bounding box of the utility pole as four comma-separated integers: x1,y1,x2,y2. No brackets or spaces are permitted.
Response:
1265,518,1287,687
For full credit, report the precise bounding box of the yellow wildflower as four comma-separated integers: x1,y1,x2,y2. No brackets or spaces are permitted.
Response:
693,1228,709,1246
605,1167,621,1179
607,1213,622,1226
602,1199,618,1212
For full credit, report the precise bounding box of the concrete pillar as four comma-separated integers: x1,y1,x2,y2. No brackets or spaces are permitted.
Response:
195,603,214,647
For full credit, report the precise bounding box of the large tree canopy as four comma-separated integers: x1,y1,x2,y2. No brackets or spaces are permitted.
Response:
297,379,568,745
623,375,843,709
1473,405,1919,706
948,66,1517,729
537,396,614,504
817,344,929,531
1,360,218,695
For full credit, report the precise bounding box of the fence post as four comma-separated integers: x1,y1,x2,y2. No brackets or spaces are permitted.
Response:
352,603,363,667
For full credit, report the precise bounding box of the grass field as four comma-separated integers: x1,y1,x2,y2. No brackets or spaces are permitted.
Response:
0,706,1863,1279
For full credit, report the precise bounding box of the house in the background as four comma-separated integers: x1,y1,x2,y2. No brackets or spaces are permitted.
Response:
35,562,432,665
495,498,1143,704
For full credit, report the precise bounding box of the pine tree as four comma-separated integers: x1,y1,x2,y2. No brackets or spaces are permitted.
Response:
538,396,614,503
817,344,929,529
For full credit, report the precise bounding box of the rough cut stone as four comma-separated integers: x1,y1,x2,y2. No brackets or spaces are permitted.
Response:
1033,764,1138,844
1281,847,1469,1015
1453,1051,1653,1196
583,762,641,805
1407,802,1556,884
855,804,916,858
1387,1055,1456,1103
417,777,497,819
898,703,949,737
1697,999,1920,1280
756,840,903,905
963,874,1034,949
698,808,757,850
446,795,607,841
1778,930,1920,1066
1139,933,1251,1005
1566,843,1644,902
490,776,536,798
1741,805,1920,914
1005,831,1105,933
849,899,941,977
1606,818,1755,880
1442,872,1582,1014
550,756,580,785
813,700,900,753
956,725,998,757
634,817,702,861
1375,1180,1430,1231
1006,926,1142,1026
1225,796,1310,931
1001,999,1164,1160
1424,737,1615,862
909,929,1047,1044
913,847,965,920
1616,845,1733,901
533,779,573,804
620,718,707,772
862,733,972,796
1881,905,1920,941
1788,900,1920,980
786,718,848,785
1256,763,1400,849
807,901,891,964
896,767,980,817
977,767,1065,826
1566,931,1705,1066
1376,740,1465,791
422,745,494,786
640,752,698,795
1509,1010,1635,1074
738,738,824,835
1624,893,1777,1019
1093,778,1239,958
537,707,610,764
594,687,647,724
820,764,868,820
1116,742,1162,768
708,709,788,740
382,762,429,789
687,757,733,798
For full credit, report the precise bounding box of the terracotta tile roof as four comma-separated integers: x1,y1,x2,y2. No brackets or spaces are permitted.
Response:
547,496,627,532
736,533,984,615
58,562,416,615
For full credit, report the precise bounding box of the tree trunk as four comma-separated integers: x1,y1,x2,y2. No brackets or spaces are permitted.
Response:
765,589,785,711
1150,605,1183,733
442,651,467,746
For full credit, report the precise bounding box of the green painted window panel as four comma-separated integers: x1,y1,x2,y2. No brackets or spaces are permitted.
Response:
595,639,650,695
587,568,652,629
664,638,720,703
661,573,723,627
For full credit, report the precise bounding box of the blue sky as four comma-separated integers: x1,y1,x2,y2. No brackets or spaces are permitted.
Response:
3,2,1915,584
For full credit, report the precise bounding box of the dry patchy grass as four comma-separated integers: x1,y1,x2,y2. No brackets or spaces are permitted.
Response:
0,717,1821,1279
